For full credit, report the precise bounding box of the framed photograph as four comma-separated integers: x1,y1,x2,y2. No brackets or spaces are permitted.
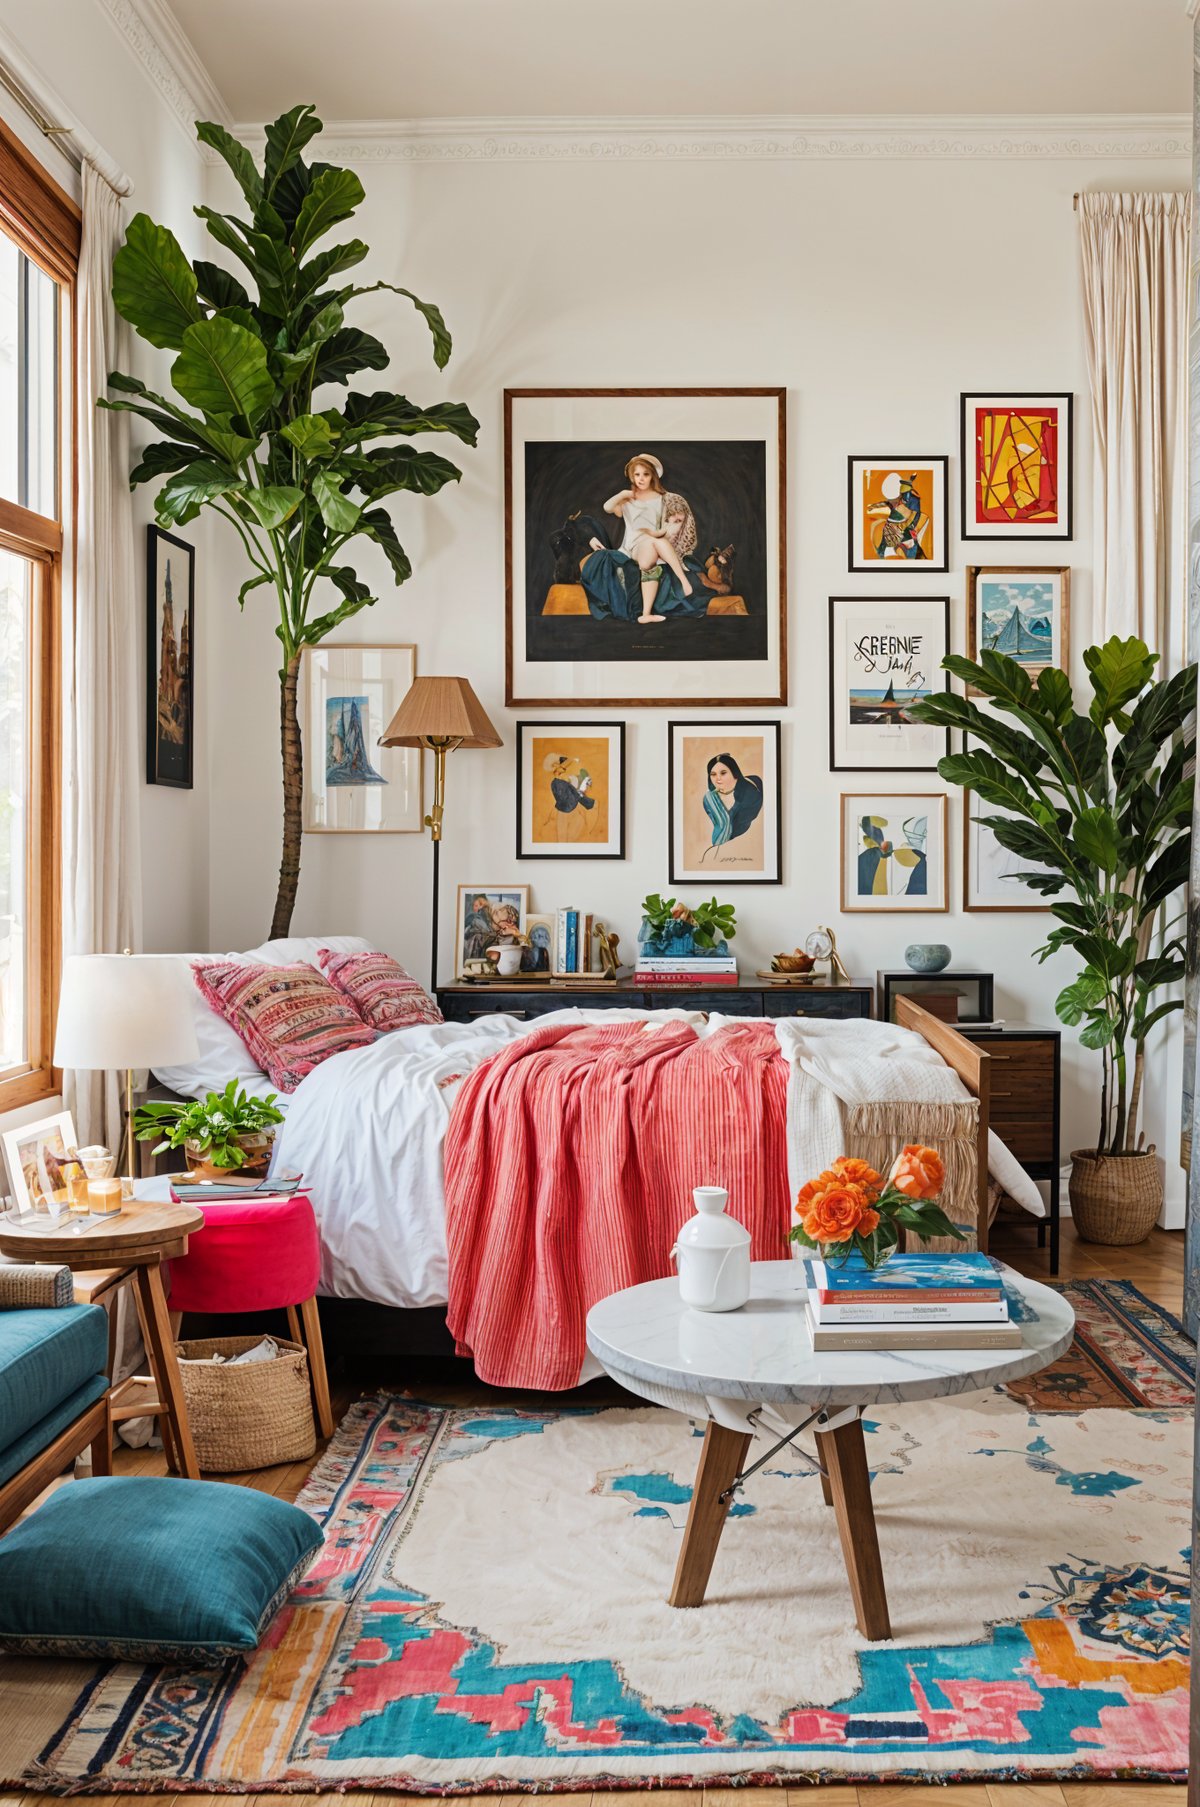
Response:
828,596,951,772
505,387,786,707
2,1109,78,1212
516,722,625,859
966,566,1070,691
668,720,782,884
964,791,1053,912
146,525,194,789
847,457,948,571
840,792,948,912
522,912,556,973
960,392,1073,540
301,643,423,833
454,884,530,976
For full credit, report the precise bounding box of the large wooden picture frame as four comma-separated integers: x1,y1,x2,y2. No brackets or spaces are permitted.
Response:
505,387,787,707
965,565,1070,692
840,791,949,913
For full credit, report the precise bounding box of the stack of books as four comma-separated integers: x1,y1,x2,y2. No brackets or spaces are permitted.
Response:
633,954,739,987
802,1251,1021,1351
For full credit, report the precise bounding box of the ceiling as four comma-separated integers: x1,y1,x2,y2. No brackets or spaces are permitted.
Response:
162,0,1192,123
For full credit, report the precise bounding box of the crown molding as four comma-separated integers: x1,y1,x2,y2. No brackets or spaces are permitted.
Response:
232,112,1192,167
94,0,230,154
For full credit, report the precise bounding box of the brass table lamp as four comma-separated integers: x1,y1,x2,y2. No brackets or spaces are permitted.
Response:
380,677,502,988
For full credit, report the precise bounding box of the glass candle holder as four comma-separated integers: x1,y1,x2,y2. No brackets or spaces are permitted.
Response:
64,1162,90,1216
87,1177,123,1217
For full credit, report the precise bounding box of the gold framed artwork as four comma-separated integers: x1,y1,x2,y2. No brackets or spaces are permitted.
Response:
846,457,948,572
966,566,1070,693
515,722,626,859
301,643,423,833
505,386,787,707
840,792,948,913
454,884,530,976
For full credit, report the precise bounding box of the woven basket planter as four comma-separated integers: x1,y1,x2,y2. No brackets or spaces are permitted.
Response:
1068,1147,1162,1246
174,1335,316,1472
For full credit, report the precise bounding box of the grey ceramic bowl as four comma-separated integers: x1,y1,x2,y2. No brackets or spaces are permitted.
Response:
904,943,951,974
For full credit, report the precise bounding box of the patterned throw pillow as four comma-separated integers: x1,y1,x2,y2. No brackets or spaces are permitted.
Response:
192,960,376,1093
317,948,443,1034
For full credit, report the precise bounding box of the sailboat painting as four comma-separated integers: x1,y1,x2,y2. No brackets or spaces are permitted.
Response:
302,643,423,833
967,566,1069,693
829,596,950,771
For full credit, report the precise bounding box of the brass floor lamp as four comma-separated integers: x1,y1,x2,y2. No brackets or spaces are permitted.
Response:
380,677,502,989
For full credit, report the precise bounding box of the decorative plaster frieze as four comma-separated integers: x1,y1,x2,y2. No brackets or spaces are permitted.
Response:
234,113,1192,167
94,0,229,153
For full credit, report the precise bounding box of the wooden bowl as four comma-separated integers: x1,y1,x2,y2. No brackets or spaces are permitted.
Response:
771,950,816,974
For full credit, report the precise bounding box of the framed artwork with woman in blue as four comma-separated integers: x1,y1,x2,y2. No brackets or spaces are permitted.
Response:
668,720,781,884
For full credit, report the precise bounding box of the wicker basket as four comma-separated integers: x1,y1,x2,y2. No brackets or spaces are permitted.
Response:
1068,1146,1162,1246
174,1335,316,1472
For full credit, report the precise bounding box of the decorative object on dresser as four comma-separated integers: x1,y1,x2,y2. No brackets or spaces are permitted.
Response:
635,892,738,984
52,953,201,1177
301,643,422,833
828,596,951,772
454,884,529,980
959,392,1073,540
806,924,852,983
381,677,503,988
959,1023,1062,1274
846,457,948,571
667,720,781,882
879,969,993,1025
904,942,952,973
840,792,948,911
133,1080,284,1180
104,103,479,939
910,634,1194,1243
505,387,786,707
966,565,1070,688
515,721,625,858
437,975,874,1023
145,525,194,789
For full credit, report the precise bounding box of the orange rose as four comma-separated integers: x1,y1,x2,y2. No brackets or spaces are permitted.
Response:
802,1182,881,1245
796,1168,844,1212
890,1144,945,1200
830,1156,882,1196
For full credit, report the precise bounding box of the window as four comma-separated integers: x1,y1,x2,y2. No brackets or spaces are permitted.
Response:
0,118,77,1107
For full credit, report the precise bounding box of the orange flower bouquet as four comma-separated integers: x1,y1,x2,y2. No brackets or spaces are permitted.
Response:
789,1145,966,1269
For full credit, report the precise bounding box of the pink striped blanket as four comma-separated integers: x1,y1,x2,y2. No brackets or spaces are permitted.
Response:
444,1017,790,1389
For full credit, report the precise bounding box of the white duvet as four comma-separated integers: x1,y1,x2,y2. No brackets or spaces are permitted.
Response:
268,1008,1044,1311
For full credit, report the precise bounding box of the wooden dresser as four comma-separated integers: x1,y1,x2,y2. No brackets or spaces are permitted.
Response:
958,1024,1062,1273
436,976,874,1023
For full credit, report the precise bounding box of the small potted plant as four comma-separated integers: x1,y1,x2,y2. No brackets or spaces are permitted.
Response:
134,1081,285,1180
638,893,737,959
790,1145,963,1269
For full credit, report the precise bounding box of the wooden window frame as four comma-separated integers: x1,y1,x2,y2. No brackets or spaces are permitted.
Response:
0,120,78,1110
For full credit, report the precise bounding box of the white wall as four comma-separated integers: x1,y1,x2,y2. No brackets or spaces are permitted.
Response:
204,143,1191,1214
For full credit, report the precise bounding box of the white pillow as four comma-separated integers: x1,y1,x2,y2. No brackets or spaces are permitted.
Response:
152,935,375,1100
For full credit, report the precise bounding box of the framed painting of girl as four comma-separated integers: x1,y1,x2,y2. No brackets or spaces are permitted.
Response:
505,388,786,707
668,721,782,884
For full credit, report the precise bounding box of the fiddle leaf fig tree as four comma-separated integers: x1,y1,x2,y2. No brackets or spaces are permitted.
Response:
909,638,1195,1155
101,104,478,937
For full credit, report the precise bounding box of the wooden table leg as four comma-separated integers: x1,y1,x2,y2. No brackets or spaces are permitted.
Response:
90,1404,113,1477
818,1459,833,1507
815,1410,891,1640
135,1262,200,1480
298,1294,334,1439
668,1421,751,1608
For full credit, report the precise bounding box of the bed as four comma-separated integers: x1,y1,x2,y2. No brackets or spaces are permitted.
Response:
147,936,1042,1388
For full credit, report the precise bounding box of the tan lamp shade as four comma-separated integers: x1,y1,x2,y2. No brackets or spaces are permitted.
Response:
380,676,502,749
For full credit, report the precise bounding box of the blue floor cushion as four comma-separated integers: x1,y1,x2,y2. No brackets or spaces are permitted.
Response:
0,1476,323,1663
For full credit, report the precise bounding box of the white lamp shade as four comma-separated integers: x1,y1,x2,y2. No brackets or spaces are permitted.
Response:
53,954,201,1071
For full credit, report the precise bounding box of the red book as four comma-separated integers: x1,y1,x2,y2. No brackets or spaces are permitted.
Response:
635,972,739,986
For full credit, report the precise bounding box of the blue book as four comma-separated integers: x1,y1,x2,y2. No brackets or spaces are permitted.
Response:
564,911,577,973
810,1252,1001,1296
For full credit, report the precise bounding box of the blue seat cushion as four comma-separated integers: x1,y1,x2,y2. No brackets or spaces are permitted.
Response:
0,1373,108,1486
0,1477,324,1662
0,1305,108,1451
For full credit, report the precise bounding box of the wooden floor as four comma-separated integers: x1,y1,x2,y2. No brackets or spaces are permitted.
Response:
4,1216,1190,1806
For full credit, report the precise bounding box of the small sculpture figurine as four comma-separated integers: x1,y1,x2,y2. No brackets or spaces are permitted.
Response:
805,925,852,984
592,921,621,978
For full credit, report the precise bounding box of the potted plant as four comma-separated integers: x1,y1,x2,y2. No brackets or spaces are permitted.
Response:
134,1082,286,1180
639,893,737,959
101,104,478,938
909,636,1195,1244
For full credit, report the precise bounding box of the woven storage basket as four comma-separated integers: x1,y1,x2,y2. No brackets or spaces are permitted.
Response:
174,1335,316,1472
1068,1146,1162,1246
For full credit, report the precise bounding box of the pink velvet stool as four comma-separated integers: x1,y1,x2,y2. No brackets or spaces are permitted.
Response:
167,1193,334,1439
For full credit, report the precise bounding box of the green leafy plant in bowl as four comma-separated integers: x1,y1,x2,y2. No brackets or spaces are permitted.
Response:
639,893,738,957
134,1080,285,1178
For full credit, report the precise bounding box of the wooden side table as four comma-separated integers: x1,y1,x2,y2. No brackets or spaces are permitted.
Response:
0,1198,205,1479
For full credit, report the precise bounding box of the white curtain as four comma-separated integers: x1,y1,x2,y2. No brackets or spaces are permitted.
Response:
1079,192,1189,659
62,159,143,1151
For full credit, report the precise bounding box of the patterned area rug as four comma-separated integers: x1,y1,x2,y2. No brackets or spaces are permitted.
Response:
3,1279,1192,1792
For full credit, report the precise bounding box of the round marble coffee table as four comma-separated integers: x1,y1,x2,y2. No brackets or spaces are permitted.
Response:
586,1258,1075,1641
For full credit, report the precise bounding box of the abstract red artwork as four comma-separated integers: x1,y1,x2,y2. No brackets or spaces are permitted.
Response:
960,392,1073,540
